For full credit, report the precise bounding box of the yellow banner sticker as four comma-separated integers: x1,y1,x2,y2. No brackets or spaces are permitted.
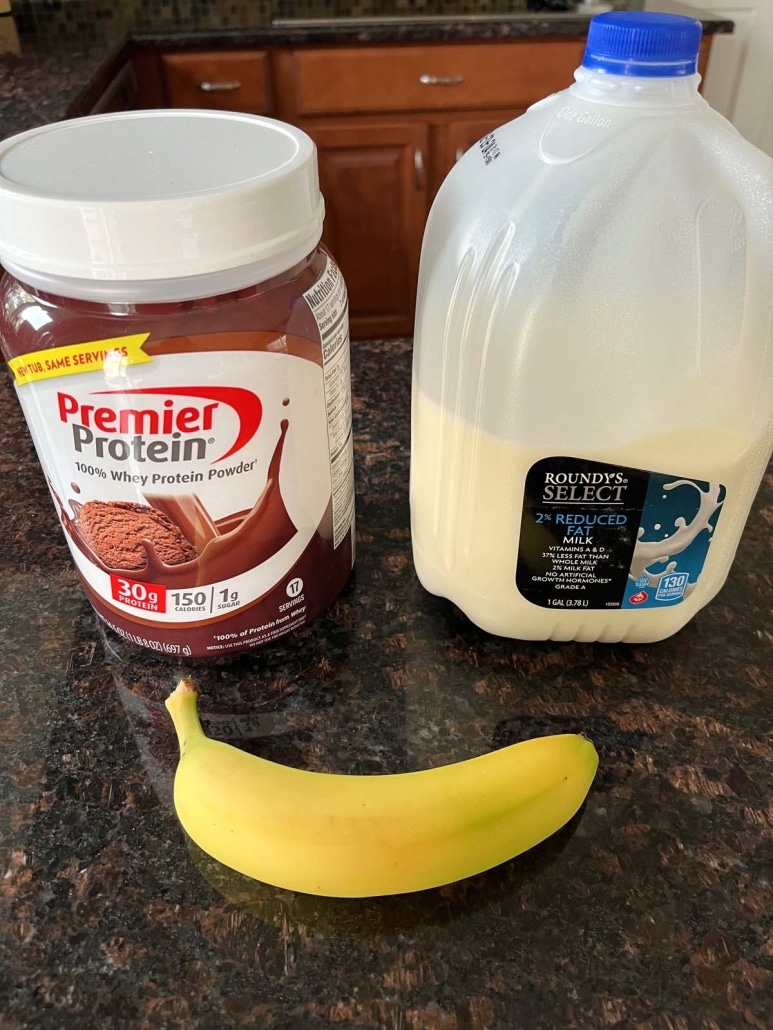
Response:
8,334,152,386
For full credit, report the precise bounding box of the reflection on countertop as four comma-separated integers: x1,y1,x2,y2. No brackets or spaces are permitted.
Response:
0,339,771,1028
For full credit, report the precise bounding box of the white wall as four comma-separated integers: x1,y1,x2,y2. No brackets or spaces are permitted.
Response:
681,0,773,155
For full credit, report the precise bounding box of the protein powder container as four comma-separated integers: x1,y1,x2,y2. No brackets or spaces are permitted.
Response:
0,110,355,658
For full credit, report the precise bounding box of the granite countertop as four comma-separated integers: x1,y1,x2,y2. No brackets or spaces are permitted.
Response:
0,0,734,140
0,45,120,141
0,339,771,1029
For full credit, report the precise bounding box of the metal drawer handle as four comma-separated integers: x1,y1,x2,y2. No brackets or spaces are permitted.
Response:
199,81,242,92
414,149,425,190
419,74,464,86
455,147,465,162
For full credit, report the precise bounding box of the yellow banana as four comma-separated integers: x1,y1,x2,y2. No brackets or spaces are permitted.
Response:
166,677,598,898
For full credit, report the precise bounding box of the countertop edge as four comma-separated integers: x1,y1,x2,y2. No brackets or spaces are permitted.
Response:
130,15,734,48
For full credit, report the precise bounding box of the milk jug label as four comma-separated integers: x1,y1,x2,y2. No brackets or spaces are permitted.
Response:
516,457,724,610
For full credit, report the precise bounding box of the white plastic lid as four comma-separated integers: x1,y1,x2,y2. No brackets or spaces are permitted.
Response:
0,109,325,285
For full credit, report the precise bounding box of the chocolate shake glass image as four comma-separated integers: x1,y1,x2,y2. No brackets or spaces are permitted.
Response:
0,112,355,656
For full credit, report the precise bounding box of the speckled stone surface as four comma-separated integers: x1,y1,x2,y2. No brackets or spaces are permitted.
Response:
0,45,125,138
0,0,734,140
0,340,770,1029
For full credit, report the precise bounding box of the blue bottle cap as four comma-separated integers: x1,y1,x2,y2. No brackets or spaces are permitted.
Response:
582,11,703,78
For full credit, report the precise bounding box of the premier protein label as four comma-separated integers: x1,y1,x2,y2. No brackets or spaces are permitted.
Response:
58,390,221,463
17,346,339,616
8,259,355,658
57,386,260,471
516,457,725,610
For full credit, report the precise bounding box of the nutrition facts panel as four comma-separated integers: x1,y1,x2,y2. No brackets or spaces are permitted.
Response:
304,257,355,549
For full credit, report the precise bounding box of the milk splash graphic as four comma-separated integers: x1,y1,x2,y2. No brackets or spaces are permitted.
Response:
629,479,724,592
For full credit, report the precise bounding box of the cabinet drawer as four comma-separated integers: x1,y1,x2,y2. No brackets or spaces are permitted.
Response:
289,42,585,116
161,51,271,113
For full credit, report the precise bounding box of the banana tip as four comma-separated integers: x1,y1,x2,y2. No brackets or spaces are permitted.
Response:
579,733,600,775
166,676,197,708
579,732,597,752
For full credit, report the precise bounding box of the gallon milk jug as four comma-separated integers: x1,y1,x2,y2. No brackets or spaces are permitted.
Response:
411,12,773,644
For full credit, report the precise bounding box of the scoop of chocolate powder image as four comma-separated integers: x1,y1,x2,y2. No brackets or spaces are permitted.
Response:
77,500,197,571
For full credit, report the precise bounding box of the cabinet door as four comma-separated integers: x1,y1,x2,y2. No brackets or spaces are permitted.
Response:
160,51,272,114
89,63,139,115
434,112,524,197
309,122,429,339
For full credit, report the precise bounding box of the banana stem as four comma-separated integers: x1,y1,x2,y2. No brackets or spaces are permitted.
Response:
165,677,206,756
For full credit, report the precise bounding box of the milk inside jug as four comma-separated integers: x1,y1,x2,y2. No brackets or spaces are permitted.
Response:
411,12,773,644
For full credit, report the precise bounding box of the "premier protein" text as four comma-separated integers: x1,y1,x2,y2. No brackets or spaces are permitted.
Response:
57,392,220,462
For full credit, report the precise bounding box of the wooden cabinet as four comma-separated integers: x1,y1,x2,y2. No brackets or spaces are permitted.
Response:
284,41,585,116
89,62,139,115
272,41,586,336
133,33,715,337
313,122,428,339
160,51,272,114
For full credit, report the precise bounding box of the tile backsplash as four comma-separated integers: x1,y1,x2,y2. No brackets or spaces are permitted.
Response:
14,0,530,48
